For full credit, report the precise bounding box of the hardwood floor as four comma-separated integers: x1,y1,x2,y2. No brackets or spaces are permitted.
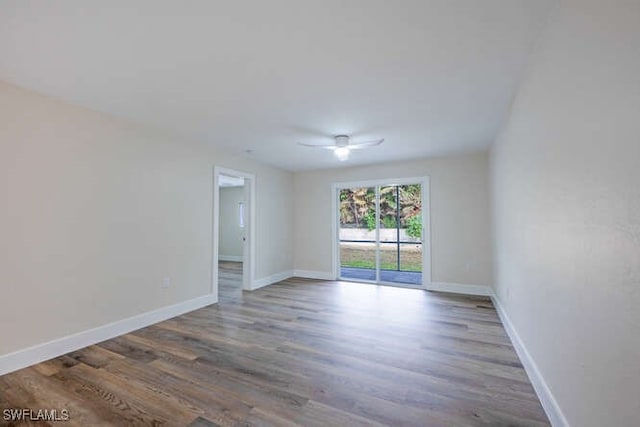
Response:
0,270,549,426
218,261,244,303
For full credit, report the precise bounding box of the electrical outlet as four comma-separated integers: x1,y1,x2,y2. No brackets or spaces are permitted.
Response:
161,277,171,288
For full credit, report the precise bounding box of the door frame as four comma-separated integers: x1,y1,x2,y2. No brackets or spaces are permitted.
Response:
331,176,431,288
212,166,256,297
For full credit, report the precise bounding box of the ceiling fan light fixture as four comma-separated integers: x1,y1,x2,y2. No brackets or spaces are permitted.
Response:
334,146,350,161
335,135,349,147
297,134,382,162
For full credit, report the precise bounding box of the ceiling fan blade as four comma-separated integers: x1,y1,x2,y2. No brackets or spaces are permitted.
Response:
349,138,384,149
297,142,336,150
290,126,334,139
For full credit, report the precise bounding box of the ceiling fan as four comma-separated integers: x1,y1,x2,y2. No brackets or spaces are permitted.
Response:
297,135,384,161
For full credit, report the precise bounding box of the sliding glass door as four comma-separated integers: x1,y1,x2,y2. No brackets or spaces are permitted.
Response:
338,180,425,286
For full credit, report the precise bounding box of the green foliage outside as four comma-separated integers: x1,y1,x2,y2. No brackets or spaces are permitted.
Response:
406,215,422,239
363,211,376,231
339,184,422,238
382,215,397,229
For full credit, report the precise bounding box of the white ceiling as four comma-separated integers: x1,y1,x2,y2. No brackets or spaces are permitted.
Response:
0,0,554,171
218,174,245,188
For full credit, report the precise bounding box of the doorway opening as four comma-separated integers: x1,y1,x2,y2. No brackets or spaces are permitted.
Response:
213,167,255,302
333,178,430,287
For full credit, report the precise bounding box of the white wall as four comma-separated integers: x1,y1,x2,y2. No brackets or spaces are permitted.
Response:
293,152,492,287
219,186,244,260
490,1,640,425
0,81,293,359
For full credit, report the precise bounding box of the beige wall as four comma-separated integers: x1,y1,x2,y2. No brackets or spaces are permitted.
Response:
219,186,245,259
0,81,293,357
293,152,492,286
490,1,640,425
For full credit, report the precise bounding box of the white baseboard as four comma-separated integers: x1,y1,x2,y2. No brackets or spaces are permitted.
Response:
0,293,217,377
219,255,243,262
250,270,293,291
426,281,493,296
293,270,335,280
491,293,569,427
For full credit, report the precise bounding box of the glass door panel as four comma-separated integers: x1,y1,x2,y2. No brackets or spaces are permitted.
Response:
339,187,377,282
394,184,422,284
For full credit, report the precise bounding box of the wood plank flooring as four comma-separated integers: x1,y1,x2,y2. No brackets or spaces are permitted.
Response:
0,265,549,426
218,261,244,303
